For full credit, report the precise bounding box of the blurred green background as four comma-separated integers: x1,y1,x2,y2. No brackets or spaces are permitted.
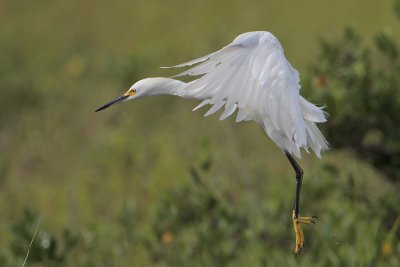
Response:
1,0,400,266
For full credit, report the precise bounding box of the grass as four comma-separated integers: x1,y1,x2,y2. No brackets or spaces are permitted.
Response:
0,0,399,266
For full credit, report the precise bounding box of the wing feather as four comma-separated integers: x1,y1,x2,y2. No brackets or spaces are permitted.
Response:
167,31,328,157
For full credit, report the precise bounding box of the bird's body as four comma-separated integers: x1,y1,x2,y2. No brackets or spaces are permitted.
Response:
166,31,328,158
96,31,328,253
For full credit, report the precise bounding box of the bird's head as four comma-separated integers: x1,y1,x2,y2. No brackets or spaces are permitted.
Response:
95,78,156,112
95,77,184,112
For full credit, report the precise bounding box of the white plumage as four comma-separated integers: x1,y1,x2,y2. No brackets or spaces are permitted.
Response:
96,31,328,158
166,31,328,158
95,31,329,253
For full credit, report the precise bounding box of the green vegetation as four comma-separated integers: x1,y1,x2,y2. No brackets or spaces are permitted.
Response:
0,0,399,266
305,25,400,181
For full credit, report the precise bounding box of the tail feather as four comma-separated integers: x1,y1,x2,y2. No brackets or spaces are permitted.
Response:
305,121,329,158
299,96,329,158
300,97,327,123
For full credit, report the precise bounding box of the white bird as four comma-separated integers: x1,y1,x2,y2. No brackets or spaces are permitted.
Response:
96,31,329,254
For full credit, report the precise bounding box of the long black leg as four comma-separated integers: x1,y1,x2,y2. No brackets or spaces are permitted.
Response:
284,150,303,219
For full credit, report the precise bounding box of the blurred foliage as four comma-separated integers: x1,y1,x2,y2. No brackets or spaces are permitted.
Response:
304,3,400,180
0,209,83,267
1,0,400,266
145,167,249,266
1,160,400,266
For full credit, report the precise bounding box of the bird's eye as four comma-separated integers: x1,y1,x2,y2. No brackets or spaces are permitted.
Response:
131,89,136,94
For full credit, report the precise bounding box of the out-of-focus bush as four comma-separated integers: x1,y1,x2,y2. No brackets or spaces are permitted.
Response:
144,167,249,267
0,209,83,267
2,161,399,266
304,1,400,180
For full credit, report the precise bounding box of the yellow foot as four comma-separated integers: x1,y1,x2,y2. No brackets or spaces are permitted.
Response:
292,209,317,254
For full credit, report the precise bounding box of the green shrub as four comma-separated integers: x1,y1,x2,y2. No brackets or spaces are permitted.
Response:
304,3,400,180
1,209,82,267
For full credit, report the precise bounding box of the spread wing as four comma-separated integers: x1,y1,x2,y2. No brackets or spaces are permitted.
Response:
165,31,327,157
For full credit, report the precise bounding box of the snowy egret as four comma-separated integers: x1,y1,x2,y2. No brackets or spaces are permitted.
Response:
96,31,328,254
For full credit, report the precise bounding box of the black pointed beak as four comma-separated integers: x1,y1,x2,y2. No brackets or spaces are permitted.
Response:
95,95,129,112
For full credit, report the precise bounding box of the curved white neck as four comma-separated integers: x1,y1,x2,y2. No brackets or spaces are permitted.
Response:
143,77,196,99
